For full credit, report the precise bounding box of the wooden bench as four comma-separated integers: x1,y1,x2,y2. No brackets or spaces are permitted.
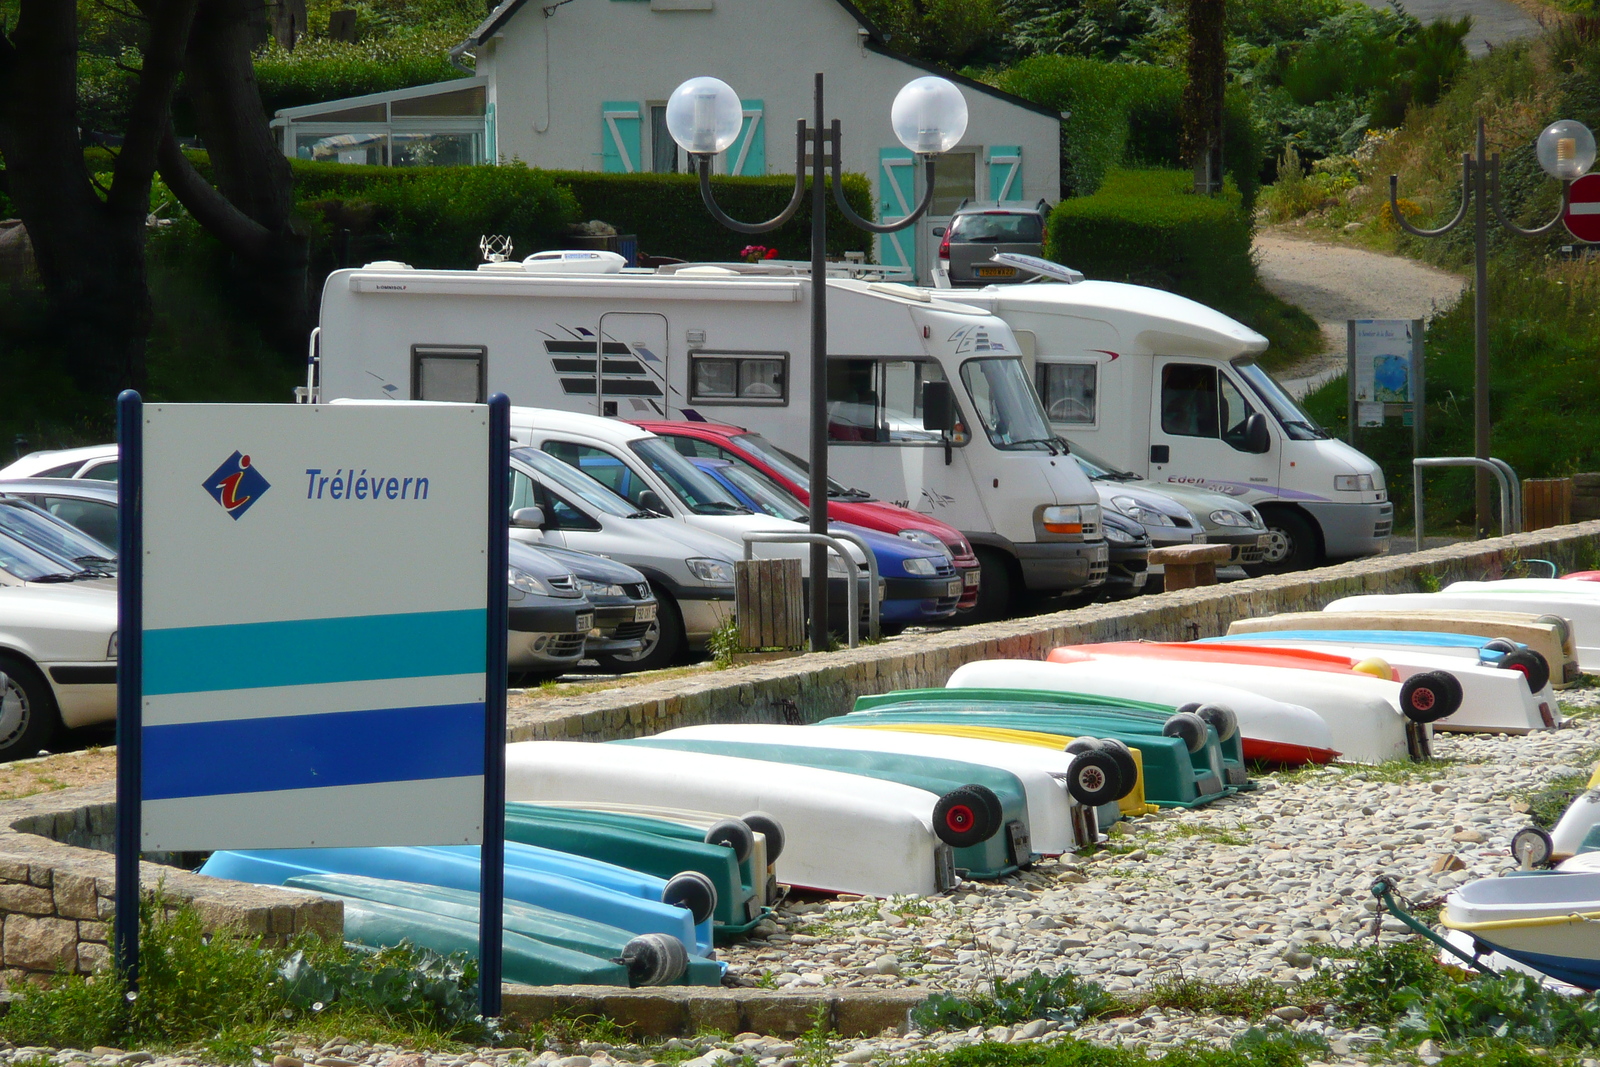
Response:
1147,543,1233,591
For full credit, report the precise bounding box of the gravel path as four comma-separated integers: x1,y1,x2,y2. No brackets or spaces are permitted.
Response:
1254,232,1466,397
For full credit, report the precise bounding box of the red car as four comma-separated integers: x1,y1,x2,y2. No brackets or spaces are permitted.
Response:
632,419,981,611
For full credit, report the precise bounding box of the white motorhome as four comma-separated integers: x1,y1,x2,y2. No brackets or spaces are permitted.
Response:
956,281,1391,572
310,258,1107,616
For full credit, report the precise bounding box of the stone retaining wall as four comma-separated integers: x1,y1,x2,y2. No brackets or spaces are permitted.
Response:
506,521,1600,742
0,784,342,985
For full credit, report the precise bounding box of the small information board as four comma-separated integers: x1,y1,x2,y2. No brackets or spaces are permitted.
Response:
117,396,509,1011
1347,319,1425,452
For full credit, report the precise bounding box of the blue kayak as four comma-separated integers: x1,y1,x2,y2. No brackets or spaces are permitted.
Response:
199,842,709,955
1201,629,1526,667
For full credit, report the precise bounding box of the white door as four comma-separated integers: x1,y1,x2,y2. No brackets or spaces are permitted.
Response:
1147,358,1279,500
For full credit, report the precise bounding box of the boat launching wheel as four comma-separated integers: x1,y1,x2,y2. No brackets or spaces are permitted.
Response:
934,785,1001,847
1511,826,1555,869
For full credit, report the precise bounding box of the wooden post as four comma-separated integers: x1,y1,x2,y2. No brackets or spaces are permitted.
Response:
735,558,804,660
1522,478,1574,532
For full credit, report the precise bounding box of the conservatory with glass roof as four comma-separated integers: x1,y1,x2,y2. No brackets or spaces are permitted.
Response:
271,76,493,166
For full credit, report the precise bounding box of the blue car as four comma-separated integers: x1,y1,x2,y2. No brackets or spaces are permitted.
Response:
686,457,961,629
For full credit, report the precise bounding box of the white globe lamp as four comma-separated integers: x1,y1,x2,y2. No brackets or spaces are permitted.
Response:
890,76,968,155
666,77,744,156
1537,119,1596,181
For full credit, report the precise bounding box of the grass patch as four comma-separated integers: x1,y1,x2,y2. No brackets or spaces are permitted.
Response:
1158,823,1252,846
1519,755,1599,829
1332,758,1465,784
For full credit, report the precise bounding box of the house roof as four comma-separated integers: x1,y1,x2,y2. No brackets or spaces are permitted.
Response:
457,0,1060,121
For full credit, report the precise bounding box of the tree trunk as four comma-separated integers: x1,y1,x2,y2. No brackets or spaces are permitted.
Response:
0,0,197,396
1181,0,1226,195
160,0,310,353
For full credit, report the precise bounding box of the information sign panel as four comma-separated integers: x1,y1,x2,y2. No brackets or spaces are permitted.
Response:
1352,320,1416,404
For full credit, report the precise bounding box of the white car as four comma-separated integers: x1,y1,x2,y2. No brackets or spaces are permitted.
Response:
0,444,118,483
0,533,117,759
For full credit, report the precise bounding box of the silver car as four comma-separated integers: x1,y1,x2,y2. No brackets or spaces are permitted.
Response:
936,199,1051,286
509,447,738,672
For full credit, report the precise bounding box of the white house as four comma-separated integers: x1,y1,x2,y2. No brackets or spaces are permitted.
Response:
272,0,1062,279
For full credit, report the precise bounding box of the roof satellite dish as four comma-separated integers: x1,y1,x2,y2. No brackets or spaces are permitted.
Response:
992,252,1083,283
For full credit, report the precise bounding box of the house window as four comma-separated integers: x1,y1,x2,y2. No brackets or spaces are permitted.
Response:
1038,362,1097,425
650,105,679,173
412,345,486,402
274,78,489,167
689,352,788,404
931,151,976,215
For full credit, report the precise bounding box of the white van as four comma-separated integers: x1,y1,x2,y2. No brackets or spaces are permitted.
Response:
957,281,1391,572
310,260,1108,616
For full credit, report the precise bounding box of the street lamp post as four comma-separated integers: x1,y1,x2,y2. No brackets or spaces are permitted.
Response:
668,72,967,652
1390,117,1594,537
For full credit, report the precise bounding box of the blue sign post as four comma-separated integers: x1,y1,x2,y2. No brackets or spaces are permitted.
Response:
115,393,509,1015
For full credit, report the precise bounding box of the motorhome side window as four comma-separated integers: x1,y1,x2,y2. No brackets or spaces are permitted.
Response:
1037,363,1096,424
1160,363,1258,450
826,358,953,444
689,352,788,404
412,345,486,402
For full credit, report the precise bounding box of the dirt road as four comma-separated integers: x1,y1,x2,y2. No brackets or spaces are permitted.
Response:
1254,230,1467,396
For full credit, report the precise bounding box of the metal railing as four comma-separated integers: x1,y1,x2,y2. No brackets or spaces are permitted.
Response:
742,531,880,647
1413,456,1521,551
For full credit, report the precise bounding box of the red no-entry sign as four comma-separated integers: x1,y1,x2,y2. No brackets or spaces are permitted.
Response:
1564,173,1600,242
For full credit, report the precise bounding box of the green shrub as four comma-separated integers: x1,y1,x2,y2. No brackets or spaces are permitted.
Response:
913,970,1116,1030
254,32,468,117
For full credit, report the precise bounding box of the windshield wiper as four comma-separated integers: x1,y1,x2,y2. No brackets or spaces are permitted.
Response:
698,502,752,514
626,510,657,519
75,555,115,564
29,572,78,583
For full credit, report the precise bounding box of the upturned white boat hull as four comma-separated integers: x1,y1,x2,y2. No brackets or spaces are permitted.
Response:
1327,590,1596,671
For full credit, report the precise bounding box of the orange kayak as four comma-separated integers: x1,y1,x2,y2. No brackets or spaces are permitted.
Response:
1047,641,1400,681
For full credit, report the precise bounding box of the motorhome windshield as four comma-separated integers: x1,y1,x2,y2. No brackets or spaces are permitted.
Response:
731,434,864,499
1233,360,1328,441
959,358,1057,450
629,438,753,515
511,447,642,518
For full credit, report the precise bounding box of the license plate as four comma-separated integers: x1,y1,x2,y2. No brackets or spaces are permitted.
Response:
976,266,1016,277
946,579,964,597
575,613,594,633
963,570,980,588
634,602,657,622
1256,534,1271,547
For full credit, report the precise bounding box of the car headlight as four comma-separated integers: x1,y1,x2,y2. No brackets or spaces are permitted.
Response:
508,567,551,596
577,578,626,598
686,557,736,584
1104,525,1136,545
107,632,118,660
1040,505,1084,534
1335,474,1376,492
902,556,940,577
1112,496,1176,527
898,529,944,550
1208,509,1250,527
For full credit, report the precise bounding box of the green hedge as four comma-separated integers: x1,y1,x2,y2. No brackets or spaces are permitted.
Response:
1045,168,1252,302
542,171,874,263
994,56,1263,208
254,33,466,117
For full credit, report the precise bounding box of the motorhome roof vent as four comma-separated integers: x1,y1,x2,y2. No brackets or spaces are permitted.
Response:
522,250,627,274
363,260,413,270
869,282,933,302
675,265,741,276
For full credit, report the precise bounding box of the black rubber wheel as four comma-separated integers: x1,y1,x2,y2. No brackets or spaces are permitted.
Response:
1242,508,1319,576
1497,649,1551,692
933,785,1000,847
970,547,1016,623
1065,750,1122,806
595,585,684,673
1533,614,1573,650
739,810,786,863
1483,638,1520,655
1511,826,1554,868
1399,670,1463,723
1162,711,1209,754
1194,703,1239,743
1095,738,1140,801
663,870,718,925
704,818,755,863
616,932,689,987
0,653,62,762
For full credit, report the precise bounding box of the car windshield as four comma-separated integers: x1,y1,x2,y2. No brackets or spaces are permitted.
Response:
730,434,864,498
950,213,1043,242
0,529,83,582
1233,360,1328,441
0,498,116,570
959,358,1058,450
1064,441,1139,481
712,461,807,522
512,447,642,518
629,437,752,515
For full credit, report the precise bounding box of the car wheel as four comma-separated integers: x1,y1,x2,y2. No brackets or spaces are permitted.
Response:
970,547,1016,622
595,586,684,673
1242,508,1319,576
0,654,62,761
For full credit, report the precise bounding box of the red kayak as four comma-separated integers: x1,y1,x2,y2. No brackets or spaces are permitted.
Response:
1562,571,1600,582
1047,641,1400,681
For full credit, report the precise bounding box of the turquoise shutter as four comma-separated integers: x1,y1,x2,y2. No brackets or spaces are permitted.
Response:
728,100,765,176
486,100,497,164
878,147,917,272
602,102,641,173
988,146,1022,201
